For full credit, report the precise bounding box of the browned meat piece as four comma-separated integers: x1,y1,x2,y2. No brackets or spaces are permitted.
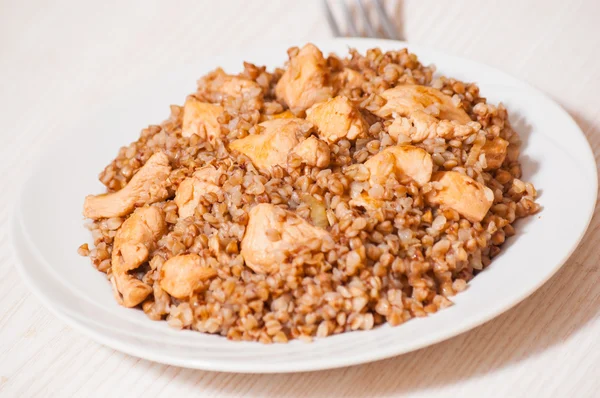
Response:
364,145,433,186
425,171,494,222
374,85,474,142
332,68,365,91
275,44,334,112
229,118,313,172
111,206,166,307
374,85,471,122
181,97,224,144
159,254,218,299
290,136,331,168
241,203,331,274
84,152,171,219
306,96,368,143
197,68,263,103
482,137,509,170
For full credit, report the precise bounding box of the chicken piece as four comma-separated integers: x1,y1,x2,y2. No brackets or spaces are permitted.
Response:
181,97,223,143
174,177,220,219
333,68,365,91
263,110,295,121
112,207,166,274
112,206,166,307
387,112,480,143
374,85,471,122
112,274,152,309
374,85,473,143
306,96,368,143
364,145,433,186
481,137,509,170
290,136,331,168
192,165,222,185
425,171,494,223
275,44,333,112
388,111,436,142
198,68,263,103
175,165,222,219
159,254,217,299
241,203,331,274
229,118,313,172
84,152,171,219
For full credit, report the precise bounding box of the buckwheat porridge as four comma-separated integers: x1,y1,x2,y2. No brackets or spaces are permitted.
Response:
79,44,539,343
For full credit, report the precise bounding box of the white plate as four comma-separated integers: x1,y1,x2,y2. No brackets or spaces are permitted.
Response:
11,38,597,373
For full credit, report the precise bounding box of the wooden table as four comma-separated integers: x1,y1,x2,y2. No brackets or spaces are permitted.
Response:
1,1,598,396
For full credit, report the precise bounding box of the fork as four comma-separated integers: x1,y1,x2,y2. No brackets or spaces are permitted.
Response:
322,0,402,40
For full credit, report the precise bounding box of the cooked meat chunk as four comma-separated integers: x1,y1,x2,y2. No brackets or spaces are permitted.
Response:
264,110,295,120
84,152,171,219
306,96,368,143
241,203,331,274
364,145,433,186
374,85,471,122
193,165,222,185
275,44,333,112
481,137,509,170
333,68,365,91
229,118,313,172
374,85,473,142
112,206,166,307
388,111,436,142
198,68,263,103
290,136,331,168
388,114,480,143
159,254,217,299
181,97,223,143
425,171,494,222
175,177,220,219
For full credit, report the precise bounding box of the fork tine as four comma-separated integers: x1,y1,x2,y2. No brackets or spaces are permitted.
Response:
322,0,341,37
356,0,377,37
374,0,399,39
340,1,359,36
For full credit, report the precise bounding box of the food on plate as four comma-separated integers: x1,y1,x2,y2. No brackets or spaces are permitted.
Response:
81,44,539,342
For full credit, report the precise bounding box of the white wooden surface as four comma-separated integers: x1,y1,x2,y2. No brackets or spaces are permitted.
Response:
1,1,599,397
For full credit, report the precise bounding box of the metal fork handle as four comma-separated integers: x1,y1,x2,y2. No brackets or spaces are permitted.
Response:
323,0,401,40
